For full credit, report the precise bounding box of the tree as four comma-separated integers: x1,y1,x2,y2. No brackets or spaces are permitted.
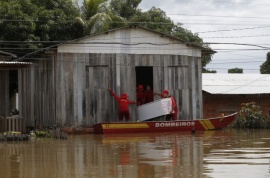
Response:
172,23,204,46
129,7,175,34
81,0,126,34
0,0,37,41
0,0,83,55
260,52,270,74
1,0,214,66
112,0,212,69
34,0,84,41
228,67,243,73
110,0,142,20
203,69,217,73
172,23,212,70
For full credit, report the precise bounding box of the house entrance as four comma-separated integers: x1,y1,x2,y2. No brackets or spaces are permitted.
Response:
135,66,153,90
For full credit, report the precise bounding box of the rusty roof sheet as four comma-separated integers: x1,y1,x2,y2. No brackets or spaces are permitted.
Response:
202,73,270,94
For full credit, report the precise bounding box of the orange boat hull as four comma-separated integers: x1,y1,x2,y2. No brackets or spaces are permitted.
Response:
93,113,237,134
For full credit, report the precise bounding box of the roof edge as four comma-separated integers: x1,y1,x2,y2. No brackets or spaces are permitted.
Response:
0,50,17,58
69,25,215,53
18,25,215,60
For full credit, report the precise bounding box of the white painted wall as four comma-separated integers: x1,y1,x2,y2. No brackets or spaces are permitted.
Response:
58,28,201,57
16,93,19,110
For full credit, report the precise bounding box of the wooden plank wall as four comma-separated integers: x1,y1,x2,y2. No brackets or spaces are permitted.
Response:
19,53,56,128
19,53,202,127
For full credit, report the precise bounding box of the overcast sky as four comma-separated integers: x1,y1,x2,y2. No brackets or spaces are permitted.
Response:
138,0,270,73
79,0,270,73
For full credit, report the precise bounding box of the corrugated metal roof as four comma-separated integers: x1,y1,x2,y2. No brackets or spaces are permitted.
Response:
0,50,17,58
0,61,31,65
0,61,32,69
202,74,270,94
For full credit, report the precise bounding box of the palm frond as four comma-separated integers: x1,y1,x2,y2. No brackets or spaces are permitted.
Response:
86,13,112,34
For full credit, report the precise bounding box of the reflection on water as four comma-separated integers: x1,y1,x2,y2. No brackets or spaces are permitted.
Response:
0,129,270,178
103,133,204,178
203,129,270,178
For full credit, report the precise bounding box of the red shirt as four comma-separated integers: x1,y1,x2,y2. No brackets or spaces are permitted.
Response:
136,88,145,105
136,89,145,99
110,90,136,111
144,90,154,103
170,96,178,111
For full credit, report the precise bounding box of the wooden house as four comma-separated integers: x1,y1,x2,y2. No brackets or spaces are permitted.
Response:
0,51,31,132
19,26,214,128
0,50,17,117
203,73,270,118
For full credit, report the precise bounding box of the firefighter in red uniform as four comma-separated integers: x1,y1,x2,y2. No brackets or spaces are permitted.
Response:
144,85,154,104
136,85,145,106
109,88,136,121
155,90,178,121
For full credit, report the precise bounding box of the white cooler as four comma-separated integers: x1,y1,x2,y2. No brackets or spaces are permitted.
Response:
137,98,172,121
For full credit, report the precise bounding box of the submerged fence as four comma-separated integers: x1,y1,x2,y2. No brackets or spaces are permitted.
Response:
0,116,25,133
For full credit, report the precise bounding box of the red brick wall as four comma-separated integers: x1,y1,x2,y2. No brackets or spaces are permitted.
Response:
203,92,270,118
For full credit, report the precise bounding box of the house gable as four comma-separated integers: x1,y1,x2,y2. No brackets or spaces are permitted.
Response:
58,27,201,57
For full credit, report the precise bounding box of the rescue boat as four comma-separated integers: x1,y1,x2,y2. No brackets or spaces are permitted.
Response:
93,113,237,134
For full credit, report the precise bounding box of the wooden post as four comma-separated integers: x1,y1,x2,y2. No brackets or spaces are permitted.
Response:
0,116,4,132
2,116,24,132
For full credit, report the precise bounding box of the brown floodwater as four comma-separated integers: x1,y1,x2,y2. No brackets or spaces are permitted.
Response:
0,129,270,178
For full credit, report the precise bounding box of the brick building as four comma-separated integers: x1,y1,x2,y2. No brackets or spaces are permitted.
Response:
202,74,270,118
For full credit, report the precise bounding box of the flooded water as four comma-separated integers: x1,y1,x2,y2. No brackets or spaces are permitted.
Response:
0,129,270,178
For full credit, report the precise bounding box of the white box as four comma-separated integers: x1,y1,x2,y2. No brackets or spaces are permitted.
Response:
137,98,172,121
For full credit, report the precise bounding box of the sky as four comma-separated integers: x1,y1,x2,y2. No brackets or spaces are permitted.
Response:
138,0,270,73
78,0,270,73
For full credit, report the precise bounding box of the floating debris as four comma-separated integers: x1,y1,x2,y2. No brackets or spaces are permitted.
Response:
52,128,68,139
33,129,67,139
0,132,29,142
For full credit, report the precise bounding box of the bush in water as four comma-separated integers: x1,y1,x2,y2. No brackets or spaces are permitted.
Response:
231,102,270,129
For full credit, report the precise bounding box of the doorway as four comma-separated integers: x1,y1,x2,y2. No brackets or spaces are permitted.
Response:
9,70,18,112
135,67,153,90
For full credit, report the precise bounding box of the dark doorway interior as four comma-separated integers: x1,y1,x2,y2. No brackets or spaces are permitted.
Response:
9,70,18,97
9,70,18,114
135,67,153,90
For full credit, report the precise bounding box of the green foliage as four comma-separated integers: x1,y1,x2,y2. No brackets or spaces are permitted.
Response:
129,7,174,34
1,0,213,69
0,0,37,41
81,0,126,34
172,23,204,46
35,130,53,138
110,0,141,19
228,67,243,73
260,52,270,74
203,69,217,73
86,0,213,67
231,102,270,129
172,23,212,69
0,0,83,55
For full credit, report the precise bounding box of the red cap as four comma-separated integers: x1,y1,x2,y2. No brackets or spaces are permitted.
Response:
137,85,144,89
162,90,169,95
121,93,128,98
